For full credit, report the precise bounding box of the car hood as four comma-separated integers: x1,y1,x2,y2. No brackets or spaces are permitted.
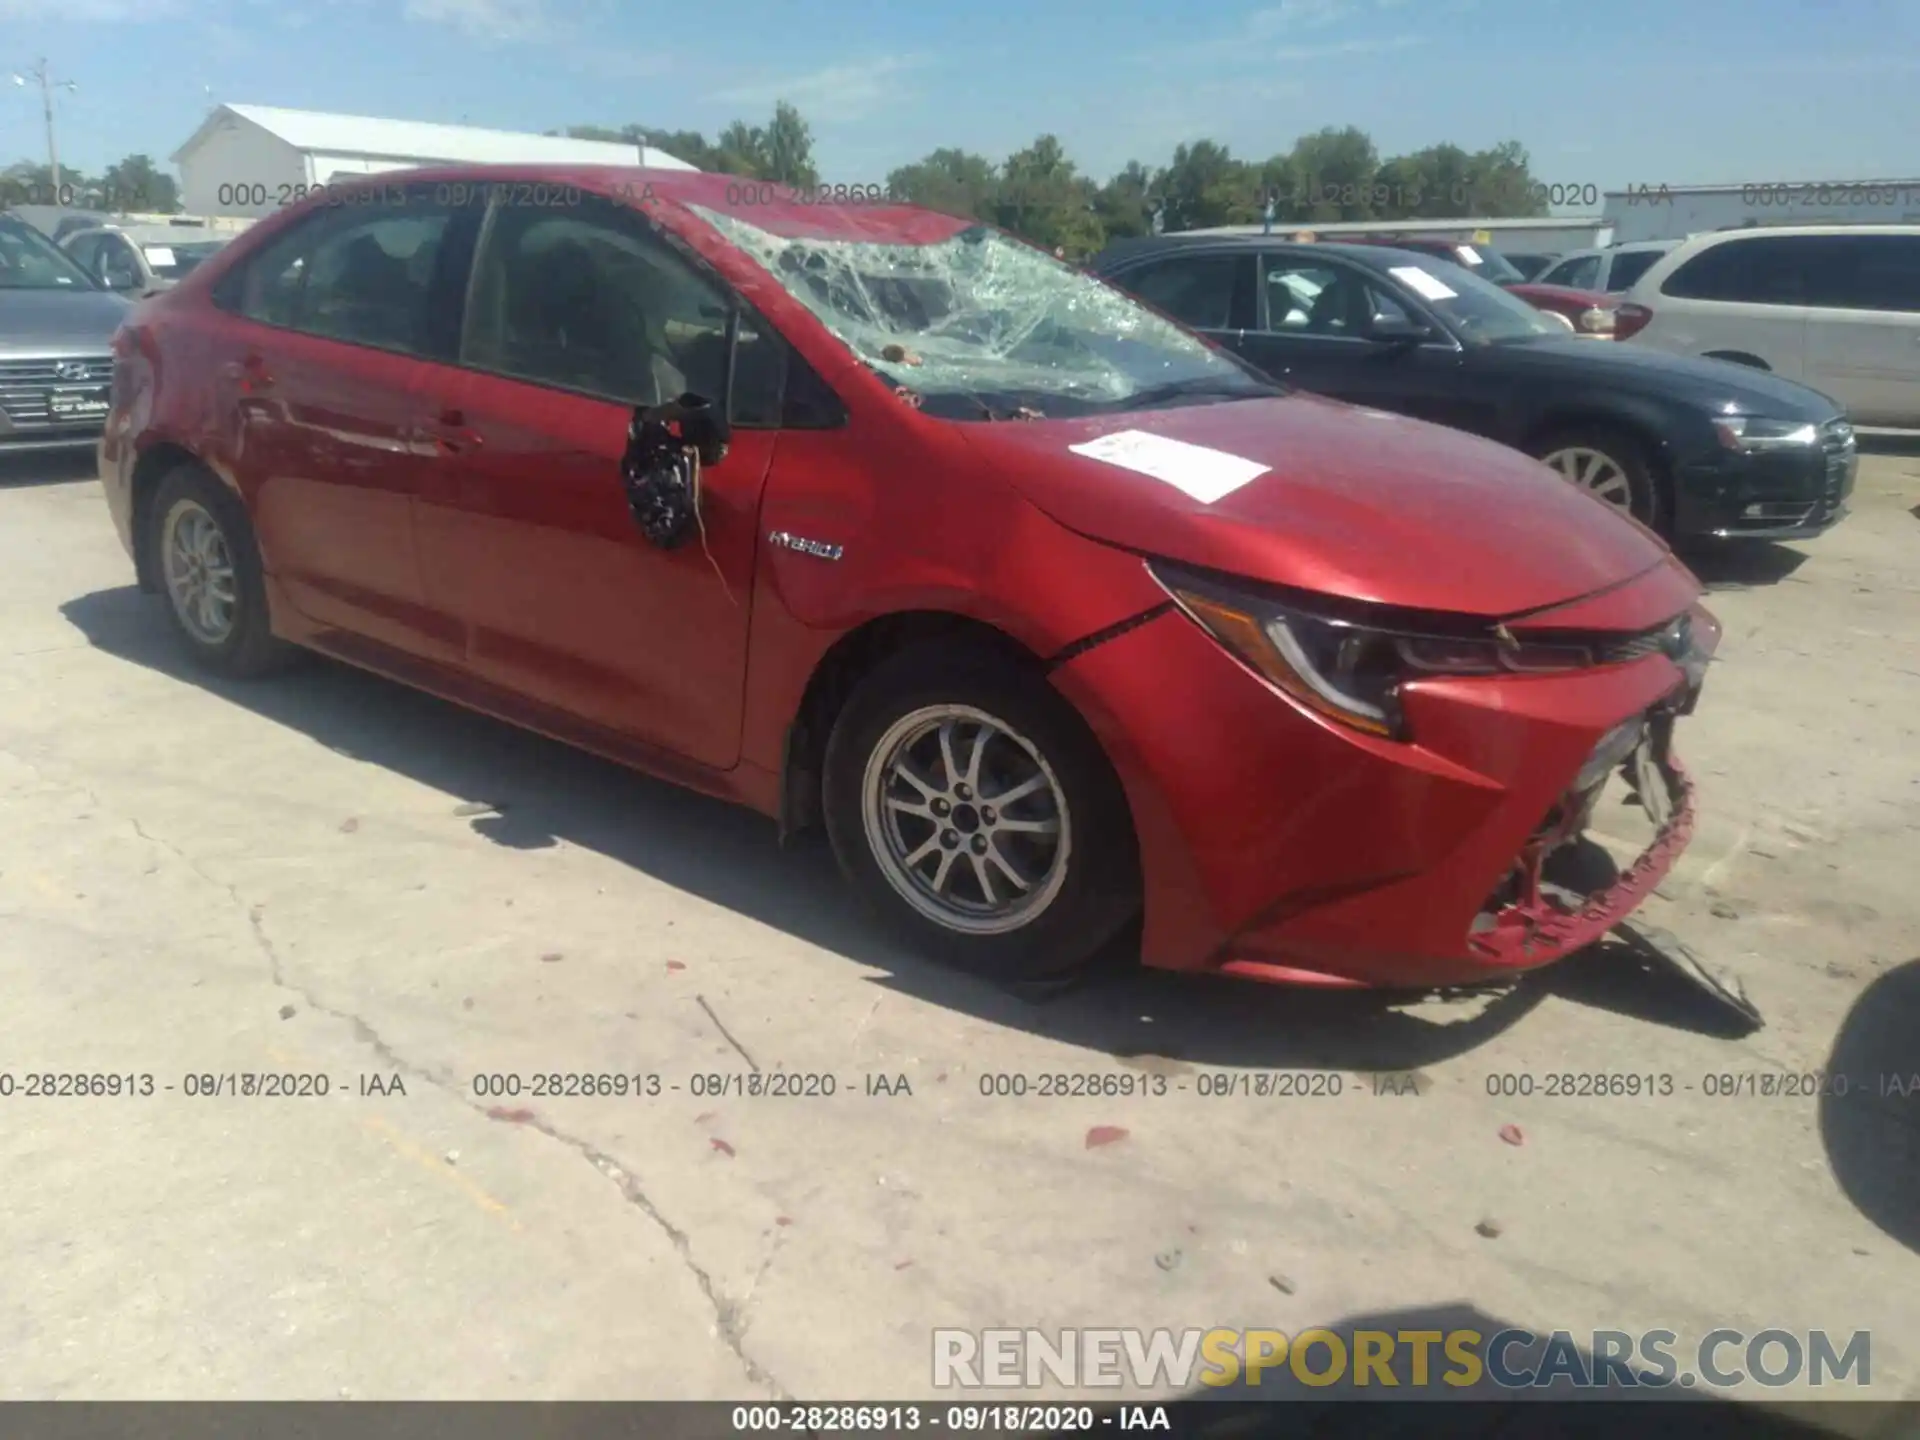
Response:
0,286,132,353
1488,335,1842,418
958,393,1673,618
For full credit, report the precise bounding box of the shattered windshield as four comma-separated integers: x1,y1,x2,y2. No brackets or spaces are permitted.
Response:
691,206,1279,420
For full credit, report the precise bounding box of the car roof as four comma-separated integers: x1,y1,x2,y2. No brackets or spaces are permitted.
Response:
1685,223,1920,241
1094,234,1448,269
272,163,974,246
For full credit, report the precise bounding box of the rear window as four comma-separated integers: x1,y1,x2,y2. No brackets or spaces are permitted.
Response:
1798,234,1920,312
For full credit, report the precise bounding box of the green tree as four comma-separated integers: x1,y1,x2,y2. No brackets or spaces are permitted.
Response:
98,153,179,213
995,134,1103,255
884,147,999,220
1154,140,1254,232
759,101,819,188
1093,160,1156,240
1461,140,1545,217
1286,125,1380,221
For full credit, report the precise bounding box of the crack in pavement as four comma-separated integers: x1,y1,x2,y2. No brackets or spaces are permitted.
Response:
119,806,788,1399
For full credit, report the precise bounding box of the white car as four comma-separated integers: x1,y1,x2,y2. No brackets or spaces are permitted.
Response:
1535,240,1677,295
1615,225,1920,428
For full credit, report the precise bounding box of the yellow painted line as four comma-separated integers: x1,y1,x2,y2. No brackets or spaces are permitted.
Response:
262,1042,520,1232
364,1114,522,1232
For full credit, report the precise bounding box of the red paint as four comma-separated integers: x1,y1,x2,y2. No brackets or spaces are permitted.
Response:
99,164,1714,993
1085,1125,1130,1149
710,1137,736,1157
487,1106,536,1124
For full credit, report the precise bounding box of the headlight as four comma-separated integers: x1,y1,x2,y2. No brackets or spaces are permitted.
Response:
1713,415,1819,451
1153,565,1594,739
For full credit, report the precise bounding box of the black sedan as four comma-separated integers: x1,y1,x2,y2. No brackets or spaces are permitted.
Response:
1092,236,1858,541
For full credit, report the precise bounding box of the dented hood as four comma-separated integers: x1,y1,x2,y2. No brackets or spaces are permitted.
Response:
958,392,1673,618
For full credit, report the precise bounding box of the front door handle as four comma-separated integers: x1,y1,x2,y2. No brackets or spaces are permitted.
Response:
221,354,273,392
423,408,483,453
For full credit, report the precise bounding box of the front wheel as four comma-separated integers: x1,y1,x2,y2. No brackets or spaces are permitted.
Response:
1530,426,1662,529
822,644,1140,981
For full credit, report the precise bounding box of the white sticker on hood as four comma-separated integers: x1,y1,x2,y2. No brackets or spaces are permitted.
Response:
1391,265,1457,301
1068,429,1269,504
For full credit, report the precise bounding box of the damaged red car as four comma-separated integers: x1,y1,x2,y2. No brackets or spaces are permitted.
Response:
98,166,1719,989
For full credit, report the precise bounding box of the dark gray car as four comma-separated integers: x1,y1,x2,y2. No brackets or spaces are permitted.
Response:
0,214,132,455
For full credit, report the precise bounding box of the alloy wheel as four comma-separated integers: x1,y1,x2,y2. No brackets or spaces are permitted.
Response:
860,704,1073,935
161,499,239,645
1541,446,1635,511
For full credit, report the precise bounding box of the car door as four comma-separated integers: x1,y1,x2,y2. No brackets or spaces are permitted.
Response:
1799,233,1920,426
1110,250,1257,355
211,185,476,664
1649,234,1812,381
411,192,782,770
1233,254,1498,436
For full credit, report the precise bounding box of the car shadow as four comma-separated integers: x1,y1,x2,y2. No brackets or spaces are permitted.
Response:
1060,1303,1880,1438
0,451,97,488
62,584,1750,1066
1674,539,1810,592
1819,958,1920,1257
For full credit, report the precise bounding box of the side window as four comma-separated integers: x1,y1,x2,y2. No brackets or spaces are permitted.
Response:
1801,235,1920,313
462,197,753,414
1664,236,1807,305
1550,254,1603,290
101,237,141,288
1125,254,1243,330
1604,249,1663,293
301,211,453,353
222,190,460,356
1261,258,1389,337
1260,260,1339,331
67,234,101,275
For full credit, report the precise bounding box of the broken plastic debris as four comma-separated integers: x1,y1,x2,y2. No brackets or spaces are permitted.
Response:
452,801,497,818
666,960,687,972
487,1106,536,1124
1476,1217,1504,1239
1499,1124,1525,1147
710,1138,736,1157
1084,1125,1129,1149
1618,919,1764,1032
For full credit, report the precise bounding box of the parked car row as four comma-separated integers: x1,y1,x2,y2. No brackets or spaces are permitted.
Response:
1092,233,1857,540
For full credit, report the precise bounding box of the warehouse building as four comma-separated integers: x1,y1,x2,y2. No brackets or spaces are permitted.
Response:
171,104,696,219
1601,180,1920,244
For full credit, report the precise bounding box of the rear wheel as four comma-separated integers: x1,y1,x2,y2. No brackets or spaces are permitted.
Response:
822,643,1139,981
149,464,295,677
1530,426,1661,528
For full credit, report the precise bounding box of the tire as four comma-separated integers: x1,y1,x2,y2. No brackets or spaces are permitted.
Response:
1528,425,1663,529
822,642,1140,981
148,463,296,677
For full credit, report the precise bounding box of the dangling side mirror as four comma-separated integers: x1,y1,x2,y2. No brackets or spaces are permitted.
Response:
619,392,731,550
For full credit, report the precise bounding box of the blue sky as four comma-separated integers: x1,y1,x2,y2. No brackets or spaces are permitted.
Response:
5,0,1920,191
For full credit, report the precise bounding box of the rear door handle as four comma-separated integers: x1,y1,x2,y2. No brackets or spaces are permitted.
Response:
423,408,483,453
221,354,273,392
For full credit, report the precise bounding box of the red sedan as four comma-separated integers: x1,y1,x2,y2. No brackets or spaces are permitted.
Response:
98,166,1717,989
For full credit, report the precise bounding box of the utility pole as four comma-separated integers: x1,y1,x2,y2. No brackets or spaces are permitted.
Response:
12,59,78,196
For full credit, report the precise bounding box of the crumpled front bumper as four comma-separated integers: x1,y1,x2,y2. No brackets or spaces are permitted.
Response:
1463,747,1693,972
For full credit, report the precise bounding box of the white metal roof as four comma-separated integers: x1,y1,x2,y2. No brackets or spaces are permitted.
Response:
173,104,697,171
1601,180,1920,197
